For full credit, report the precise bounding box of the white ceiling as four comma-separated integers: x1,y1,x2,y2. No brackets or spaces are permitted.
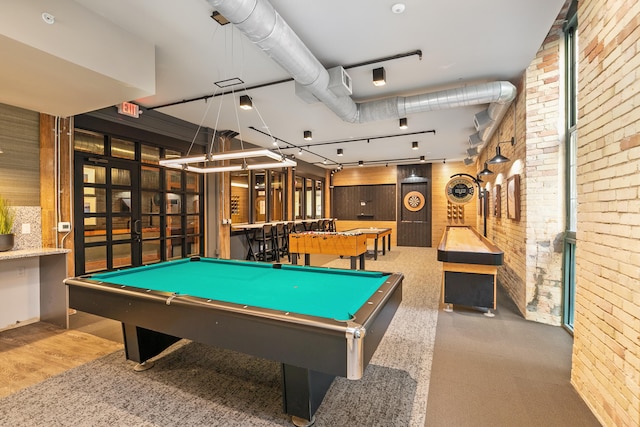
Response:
2,0,566,168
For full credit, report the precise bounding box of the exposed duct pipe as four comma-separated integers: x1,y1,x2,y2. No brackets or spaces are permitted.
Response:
207,0,515,138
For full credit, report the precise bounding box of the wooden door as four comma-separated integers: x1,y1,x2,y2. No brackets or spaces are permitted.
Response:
396,164,431,247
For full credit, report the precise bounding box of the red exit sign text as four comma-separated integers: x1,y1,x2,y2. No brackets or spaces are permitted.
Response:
117,102,140,118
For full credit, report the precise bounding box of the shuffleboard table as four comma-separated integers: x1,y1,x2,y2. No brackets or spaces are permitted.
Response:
65,257,403,426
437,226,503,316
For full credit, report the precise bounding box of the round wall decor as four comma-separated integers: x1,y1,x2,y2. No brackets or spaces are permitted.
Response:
446,176,475,204
403,191,425,212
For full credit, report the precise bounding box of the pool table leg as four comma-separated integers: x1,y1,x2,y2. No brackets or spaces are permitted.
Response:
122,324,181,364
281,363,334,425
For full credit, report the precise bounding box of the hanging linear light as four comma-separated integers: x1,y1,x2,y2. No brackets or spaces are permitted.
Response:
159,148,296,173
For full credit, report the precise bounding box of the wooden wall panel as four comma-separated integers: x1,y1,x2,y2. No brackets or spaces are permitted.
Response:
332,165,396,186
431,162,478,246
0,104,40,206
332,184,396,220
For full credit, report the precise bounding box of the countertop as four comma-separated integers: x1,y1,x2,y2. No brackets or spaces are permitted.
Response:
0,248,71,261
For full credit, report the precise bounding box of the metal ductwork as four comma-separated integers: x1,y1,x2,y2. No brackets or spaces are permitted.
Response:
207,0,515,141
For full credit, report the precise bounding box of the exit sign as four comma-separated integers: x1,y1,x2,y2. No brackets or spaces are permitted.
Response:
117,101,140,118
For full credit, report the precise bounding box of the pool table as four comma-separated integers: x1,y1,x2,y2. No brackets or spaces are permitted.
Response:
65,257,403,426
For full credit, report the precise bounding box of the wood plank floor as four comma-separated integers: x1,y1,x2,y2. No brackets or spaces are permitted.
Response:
0,321,122,398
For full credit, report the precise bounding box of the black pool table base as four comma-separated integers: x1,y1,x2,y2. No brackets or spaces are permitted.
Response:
124,324,334,425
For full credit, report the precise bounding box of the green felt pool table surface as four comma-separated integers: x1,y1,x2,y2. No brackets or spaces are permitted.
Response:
91,257,391,321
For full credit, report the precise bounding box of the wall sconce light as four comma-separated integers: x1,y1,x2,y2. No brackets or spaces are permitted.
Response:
337,148,343,156
478,161,494,176
372,67,386,86
488,137,515,164
412,141,419,150
239,95,253,110
358,160,364,166
303,130,312,140
399,117,408,129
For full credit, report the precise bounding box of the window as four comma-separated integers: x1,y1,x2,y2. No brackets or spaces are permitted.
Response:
73,132,205,274
562,0,578,332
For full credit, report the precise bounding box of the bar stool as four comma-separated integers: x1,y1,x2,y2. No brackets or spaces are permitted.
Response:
275,222,289,261
256,224,278,262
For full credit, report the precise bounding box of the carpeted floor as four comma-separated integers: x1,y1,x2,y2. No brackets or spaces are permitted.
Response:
0,247,441,427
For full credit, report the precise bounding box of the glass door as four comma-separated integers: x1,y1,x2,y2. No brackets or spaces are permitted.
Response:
74,154,141,274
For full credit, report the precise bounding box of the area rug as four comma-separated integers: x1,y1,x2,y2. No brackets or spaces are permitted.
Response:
0,247,441,427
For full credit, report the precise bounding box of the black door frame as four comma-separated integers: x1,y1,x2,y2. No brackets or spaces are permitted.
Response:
74,153,141,275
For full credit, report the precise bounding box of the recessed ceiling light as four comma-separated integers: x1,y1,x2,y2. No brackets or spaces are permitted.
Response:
41,12,55,24
391,3,405,14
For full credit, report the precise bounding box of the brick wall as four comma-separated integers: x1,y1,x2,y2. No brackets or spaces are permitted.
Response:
479,10,566,325
572,0,640,426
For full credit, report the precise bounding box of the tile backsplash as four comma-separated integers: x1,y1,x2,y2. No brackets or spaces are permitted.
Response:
11,206,42,250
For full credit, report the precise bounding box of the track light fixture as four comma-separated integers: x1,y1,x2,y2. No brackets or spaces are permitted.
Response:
303,130,312,141
358,160,364,166
239,95,252,110
420,156,425,162
337,148,343,156
412,141,418,150
399,118,408,129
372,67,386,86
